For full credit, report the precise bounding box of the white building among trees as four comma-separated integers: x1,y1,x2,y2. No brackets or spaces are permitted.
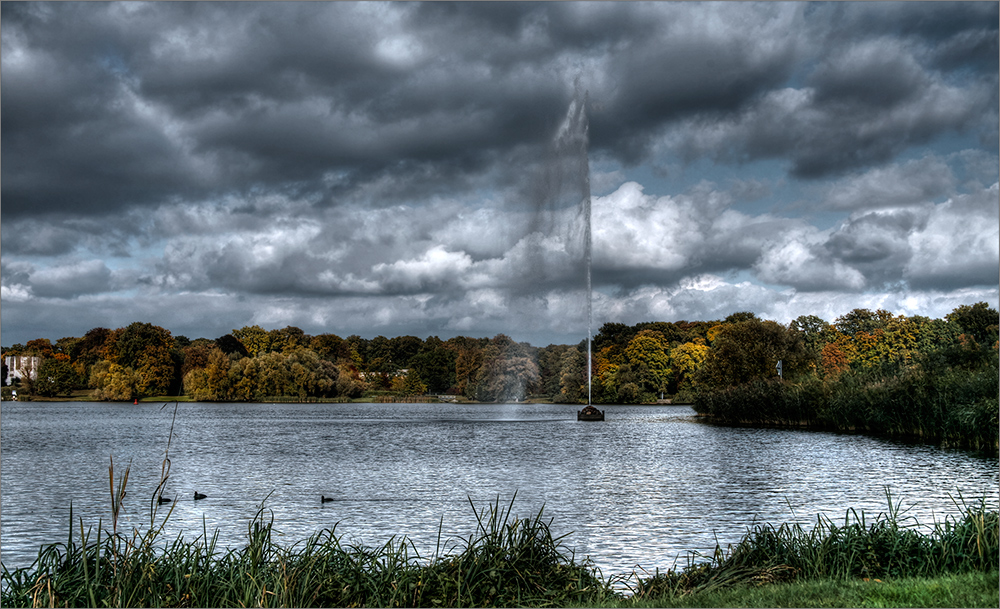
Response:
4,355,41,383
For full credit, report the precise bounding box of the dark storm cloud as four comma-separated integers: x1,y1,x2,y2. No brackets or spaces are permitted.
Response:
589,3,801,164
5,1,993,217
1,2,564,217
0,2,804,219
663,2,997,179
821,156,956,211
826,209,924,266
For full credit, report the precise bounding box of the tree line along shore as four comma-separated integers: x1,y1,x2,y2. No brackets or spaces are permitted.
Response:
3,302,997,449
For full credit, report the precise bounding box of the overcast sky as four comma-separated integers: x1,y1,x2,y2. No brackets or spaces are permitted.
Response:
2,1,998,347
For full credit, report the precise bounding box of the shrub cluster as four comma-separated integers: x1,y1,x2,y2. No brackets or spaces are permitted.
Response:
693,345,999,451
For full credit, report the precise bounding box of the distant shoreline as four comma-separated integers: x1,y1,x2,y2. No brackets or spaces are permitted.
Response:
3,391,694,406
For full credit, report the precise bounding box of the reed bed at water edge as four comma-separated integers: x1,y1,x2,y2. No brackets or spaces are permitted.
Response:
0,494,615,608
631,490,999,600
2,491,997,607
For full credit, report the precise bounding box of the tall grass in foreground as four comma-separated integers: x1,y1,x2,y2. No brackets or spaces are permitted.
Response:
0,495,614,608
2,492,996,607
630,491,998,600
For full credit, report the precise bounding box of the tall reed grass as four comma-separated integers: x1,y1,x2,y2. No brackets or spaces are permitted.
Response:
3,493,996,607
630,490,999,600
0,494,615,608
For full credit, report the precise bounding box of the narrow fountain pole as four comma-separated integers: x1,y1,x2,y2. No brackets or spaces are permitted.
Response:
582,92,593,408
576,88,602,421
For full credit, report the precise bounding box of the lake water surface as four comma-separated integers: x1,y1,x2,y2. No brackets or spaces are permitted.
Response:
2,401,997,576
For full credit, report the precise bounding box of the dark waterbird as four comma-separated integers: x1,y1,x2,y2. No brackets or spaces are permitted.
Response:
321,495,335,503
194,492,207,501
157,496,171,504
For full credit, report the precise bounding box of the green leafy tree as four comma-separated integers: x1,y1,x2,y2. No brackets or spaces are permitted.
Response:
834,308,894,337
90,361,140,401
205,348,232,400
183,368,211,401
409,346,457,394
536,344,570,398
448,336,487,397
35,358,78,397
790,315,834,356
228,356,261,401
670,340,710,390
255,352,291,398
593,322,634,352
623,331,672,398
946,302,999,345
335,363,367,398
104,323,176,397
698,319,807,388
389,335,424,368
364,336,398,375
910,316,965,360
311,333,351,362
232,325,271,357
558,346,586,403
592,343,627,403
725,311,759,324
272,326,308,353
400,369,428,396
70,327,112,381
286,348,338,398
54,336,80,360
612,363,642,403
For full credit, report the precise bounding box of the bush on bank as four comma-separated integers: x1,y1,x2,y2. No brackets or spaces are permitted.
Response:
693,345,999,451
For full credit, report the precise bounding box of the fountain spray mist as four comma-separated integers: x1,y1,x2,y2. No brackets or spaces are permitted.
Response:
581,94,592,406
537,81,594,407
559,85,593,405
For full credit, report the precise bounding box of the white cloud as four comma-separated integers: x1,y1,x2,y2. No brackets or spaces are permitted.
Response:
755,236,866,291
904,183,1000,288
0,284,32,303
372,246,473,291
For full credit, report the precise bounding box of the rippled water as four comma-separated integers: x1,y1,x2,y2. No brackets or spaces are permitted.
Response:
2,401,997,576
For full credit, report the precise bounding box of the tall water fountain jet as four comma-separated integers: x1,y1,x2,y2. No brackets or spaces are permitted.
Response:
523,83,603,418
561,86,603,422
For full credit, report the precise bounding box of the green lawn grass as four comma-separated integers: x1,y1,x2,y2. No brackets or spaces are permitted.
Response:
577,570,999,608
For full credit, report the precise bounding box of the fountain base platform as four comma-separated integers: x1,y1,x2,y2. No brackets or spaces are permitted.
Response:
577,405,605,421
